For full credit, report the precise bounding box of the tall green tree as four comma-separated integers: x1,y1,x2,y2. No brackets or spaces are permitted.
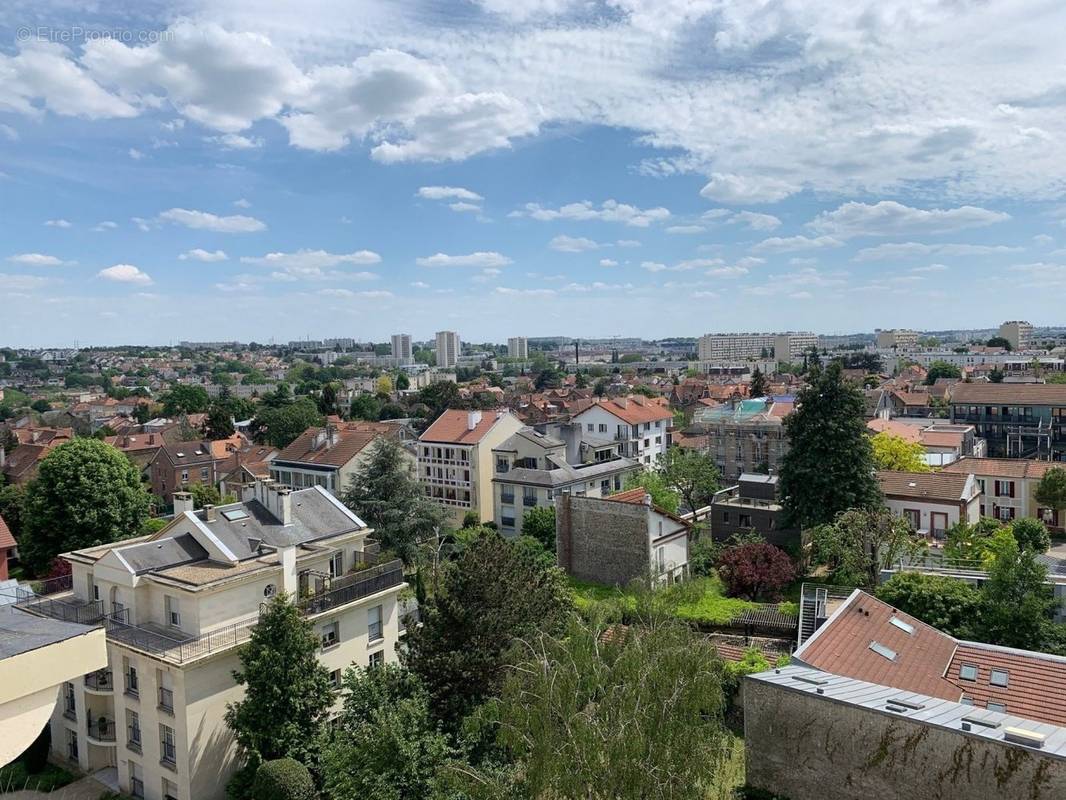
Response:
622,470,680,514
1009,517,1051,554
810,507,923,587
924,360,962,384
205,403,236,439
658,446,720,515
466,613,734,800
160,384,210,415
748,366,768,398
871,432,930,472
521,506,556,553
875,572,983,638
254,398,324,448
321,665,454,800
341,437,444,564
403,532,571,729
20,439,151,573
779,362,882,528
225,595,335,764
978,539,1056,651
1035,467,1066,520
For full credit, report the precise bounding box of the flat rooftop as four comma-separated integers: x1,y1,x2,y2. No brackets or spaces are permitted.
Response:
0,603,99,660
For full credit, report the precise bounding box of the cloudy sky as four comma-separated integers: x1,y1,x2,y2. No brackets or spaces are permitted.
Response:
2,1,1065,346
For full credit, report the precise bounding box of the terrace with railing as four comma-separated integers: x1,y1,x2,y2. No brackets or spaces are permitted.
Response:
298,553,404,616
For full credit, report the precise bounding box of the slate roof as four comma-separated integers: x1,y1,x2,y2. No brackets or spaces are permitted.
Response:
0,604,98,660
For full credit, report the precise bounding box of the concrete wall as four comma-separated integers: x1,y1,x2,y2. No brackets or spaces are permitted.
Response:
556,494,648,586
744,677,1066,800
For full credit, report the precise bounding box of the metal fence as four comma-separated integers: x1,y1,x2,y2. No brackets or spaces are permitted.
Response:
299,558,404,616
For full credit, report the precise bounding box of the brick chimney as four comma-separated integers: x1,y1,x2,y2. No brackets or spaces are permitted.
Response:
173,491,194,516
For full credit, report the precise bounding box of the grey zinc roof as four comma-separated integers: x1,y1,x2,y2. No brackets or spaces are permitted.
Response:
748,665,1066,760
496,428,566,452
118,533,210,574
0,604,98,660
739,473,778,485
497,457,639,488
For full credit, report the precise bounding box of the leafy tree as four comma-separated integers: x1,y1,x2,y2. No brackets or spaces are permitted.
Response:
1035,467,1066,519
20,439,151,574
418,382,462,423
254,398,324,448
924,360,962,384
978,539,1056,651
779,362,882,528
658,446,720,515
160,384,210,415
592,378,608,397
0,482,26,542
205,403,236,439
986,336,1012,351
943,517,1009,565
395,373,410,391
225,595,335,764
521,506,556,553
250,758,317,800
133,402,152,424
811,507,923,587
349,393,381,421
30,399,51,413
403,532,571,729
317,383,339,417
260,383,294,409
467,613,733,800
871,432,930,472
748,367,768,398
989,368,1005,383
378,402,407,420
622,470,680,514
321,665,454,800
714,541,795,600
342,437,445,564
376,375,394,395
1009,517,1051,553
875,572,982,637
187,482,222,509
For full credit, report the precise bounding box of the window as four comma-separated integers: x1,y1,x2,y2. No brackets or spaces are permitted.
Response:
601,479,611,494
613,475,622,491
501,516,515,528
869,641,897,661
723,511,730,524
330,669,342,688
496,457,509,473
369,650,385,668
66,729,79,762
180,470,189,482
162,777,178,800
598,423,607,433
655,435,661,444
164,595,180,628
127,710,142,752
990,669,1009,687
129,763,144,799
987,702,1007,714
321,621,339,649
643,422,651,431
739,514,752,528
160,724,177,767
368,605,383,642
125,660,139,696
959,664,978,681
523,487,537,507
63,682,76,717
329,551,343,578
587,423,594,432
889,617,915,635
644,438,650,448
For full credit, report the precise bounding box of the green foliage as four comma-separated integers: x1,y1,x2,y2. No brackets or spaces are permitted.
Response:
205,403,236,439
749,367,768,398
140,517,169,534
20,438,151,574
187,482,222,509
250,758,317,800
779,362,882,528
160,384,210,415
30,399,51,413
418,382,462,423
875,572,982,637
321,665,455,800
871,432,930,472
979,538,1057,651
348,393,382,421
567,575,758,625
254,398,324,448
943,517,1010,565
461,510,481,529
404,533,571,729
986,336,1012,351
521,506,556,552
0,482,26,542
395,373,410,391
810,507,923,587
1009,517,1051,553
622,470,680,514
924,360,963,384
342,437,445,564
688,538,720,578
0,760,76,793
1035,467,1066,513
225,594,335,763
658,446,720,514
465,613,735,800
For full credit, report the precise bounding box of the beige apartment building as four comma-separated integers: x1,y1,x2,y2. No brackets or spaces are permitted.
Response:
999,320,1034,351
418,409,524,524
697,332,816,362
16,479,404,800
875,328,919,350
434,331,461,368
507,336,528,359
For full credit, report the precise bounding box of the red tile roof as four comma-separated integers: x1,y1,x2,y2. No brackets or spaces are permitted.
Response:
0,514,15,550
275,423,391,467
948,643,1066,726
942,457,1060,480
573,396,672,425
877,470,973,502
420,409,512,444
605,488,649,505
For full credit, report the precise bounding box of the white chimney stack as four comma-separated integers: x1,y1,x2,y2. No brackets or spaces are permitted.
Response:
467,410,482,431
277,487,293,525
173,491,194,516
280,545,298,597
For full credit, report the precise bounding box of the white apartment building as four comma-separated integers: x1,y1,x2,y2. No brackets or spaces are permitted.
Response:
999,320,1034,351
569,396,673,467
417,409,524,524
17,479,404,800
434,331,461,368
507,337,529,359
875,329,919,350
697,332,816,362
390,333,413,364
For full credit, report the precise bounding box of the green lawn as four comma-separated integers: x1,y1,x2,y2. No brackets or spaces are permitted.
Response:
0,761,77,793
568,575,764,624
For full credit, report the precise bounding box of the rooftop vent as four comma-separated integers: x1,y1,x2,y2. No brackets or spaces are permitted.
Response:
887,697,925,711
176,452,185,457
791,675,829,687
961,715,1000,730
1004,727,1045,749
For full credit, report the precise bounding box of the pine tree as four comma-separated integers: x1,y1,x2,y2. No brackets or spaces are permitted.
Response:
779,361,882,528
749,366,768,398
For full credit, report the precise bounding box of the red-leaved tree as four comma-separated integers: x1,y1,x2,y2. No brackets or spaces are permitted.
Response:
715,542,795,601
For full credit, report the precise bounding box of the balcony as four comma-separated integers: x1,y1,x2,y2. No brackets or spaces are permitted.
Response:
298,556,404,617
84,669,114,693
522,495,538,507
87,716,116,743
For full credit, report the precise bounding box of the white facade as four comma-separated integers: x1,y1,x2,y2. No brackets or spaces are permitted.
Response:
698,331,815,362
507,337,529,359
435,331,461,368
390,333,413,363
570,403,670,467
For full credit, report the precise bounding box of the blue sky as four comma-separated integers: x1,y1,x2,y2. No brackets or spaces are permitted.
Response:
2,1,1066,346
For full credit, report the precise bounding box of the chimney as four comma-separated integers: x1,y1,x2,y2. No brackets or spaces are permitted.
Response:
467,410,482,431
173,491,194,516
280,545,298,597
203,504,216,522
643,492,653,507
277,486,293,525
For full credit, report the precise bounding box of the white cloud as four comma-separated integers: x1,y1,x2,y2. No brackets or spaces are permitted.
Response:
495,286,556,297
416,251,512,267
700,173,798,204
7,253,68,267
159,208,266,233
240,248,381,280
665,225,704,235
418,186,483,202
179,248,229,262
911,263,949,273
92,221,118,232
641,261,668,273
751,235,844,253
0,273,50,292
234,198,252,208
599,258,618,267
410,281,431,289
128,148,145,160
45,219,71,228
0,124,17,141
1033,234,1054,245
449,202,481,213
853,241,1024,261
549,235,600,252
514,199,670,227
206,133,264,149
98,264,152,285
729,211,782,231
808,200,1010,238
318,288,394,299
706,265,749,278
616,239,641,247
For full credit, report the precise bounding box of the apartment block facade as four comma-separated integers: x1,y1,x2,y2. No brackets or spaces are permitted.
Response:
569,396,672,468
390,333,413,364
417,409,524,524
18,480,404,800
949,383,1066,460
691,398,793,481
999,319,1034,351
942,456,1065,531
697,331,816,362
874,328,919,350
507,336,528,359
434,331,461,368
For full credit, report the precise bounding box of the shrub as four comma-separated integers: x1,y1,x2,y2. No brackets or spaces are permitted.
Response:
250,758,317,800
714,542,795,601
1010,517,1051,554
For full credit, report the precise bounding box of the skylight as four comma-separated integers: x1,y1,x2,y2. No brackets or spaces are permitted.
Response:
959,664,978,681
990,669,1009,687
889,617,915,635
869,641,897,661
221,509,249,521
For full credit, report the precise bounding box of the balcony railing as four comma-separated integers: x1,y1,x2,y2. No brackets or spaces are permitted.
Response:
523,495,538,507
103,613,260,665
500,492,515,504
85,669,114,692
299,557,404,616
127,725,142,753
8,575,105,625
87,717,116,742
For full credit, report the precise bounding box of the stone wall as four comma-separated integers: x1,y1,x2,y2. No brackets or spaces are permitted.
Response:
744,677,1066,800
556,495,648,586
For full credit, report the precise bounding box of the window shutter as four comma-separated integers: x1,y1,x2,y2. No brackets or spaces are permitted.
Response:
1009,481,1015,498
